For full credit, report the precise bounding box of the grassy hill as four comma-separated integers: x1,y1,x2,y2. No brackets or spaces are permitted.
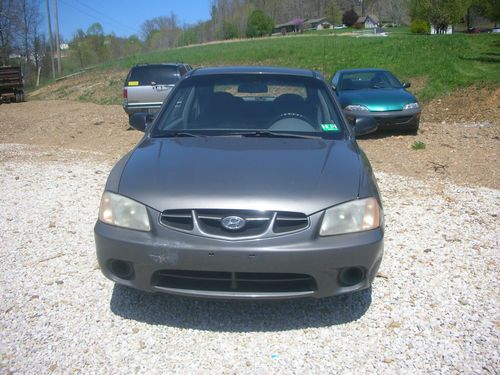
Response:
30,32,500,105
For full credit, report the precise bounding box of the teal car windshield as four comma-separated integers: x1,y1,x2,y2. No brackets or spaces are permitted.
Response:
340,71,403,90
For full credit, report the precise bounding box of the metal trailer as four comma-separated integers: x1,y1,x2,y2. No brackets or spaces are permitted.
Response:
0,66,24,103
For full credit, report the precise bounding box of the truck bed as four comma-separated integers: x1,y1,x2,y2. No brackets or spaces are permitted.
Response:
0,66,23,90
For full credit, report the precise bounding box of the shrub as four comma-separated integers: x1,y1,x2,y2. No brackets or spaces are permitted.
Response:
246,10,274,38
411,19,430,34
222,21,239,40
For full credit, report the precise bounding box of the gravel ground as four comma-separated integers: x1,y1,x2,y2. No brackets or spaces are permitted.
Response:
0,144,498,374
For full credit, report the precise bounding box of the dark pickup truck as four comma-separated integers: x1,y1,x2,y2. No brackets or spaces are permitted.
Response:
0,66,24,103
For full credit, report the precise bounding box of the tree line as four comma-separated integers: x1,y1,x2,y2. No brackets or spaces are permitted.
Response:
1,0,498,87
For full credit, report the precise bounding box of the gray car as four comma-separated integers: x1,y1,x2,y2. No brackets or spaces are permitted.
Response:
95,66,384,300
123,63,191,118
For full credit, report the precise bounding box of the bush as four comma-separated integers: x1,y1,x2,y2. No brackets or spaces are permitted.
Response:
246,10,274,38
222,21,239,40
411,19,430,34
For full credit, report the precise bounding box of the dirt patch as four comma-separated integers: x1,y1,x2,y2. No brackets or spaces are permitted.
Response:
0,100,140,163
28,69,128,105
0,87,499,189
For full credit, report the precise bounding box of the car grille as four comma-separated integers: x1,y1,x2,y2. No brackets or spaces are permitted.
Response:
374,115,413,127
152,270,317,293
159,209,309,239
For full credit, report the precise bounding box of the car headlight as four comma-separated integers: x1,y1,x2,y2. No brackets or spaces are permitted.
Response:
98,192,151,231
345,104,369,112
403,102,419,110
320,197,380,236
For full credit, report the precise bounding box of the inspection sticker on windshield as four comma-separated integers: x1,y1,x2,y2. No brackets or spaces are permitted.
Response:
321,123,340,132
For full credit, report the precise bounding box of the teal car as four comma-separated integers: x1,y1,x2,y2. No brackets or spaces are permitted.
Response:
331,69,421,134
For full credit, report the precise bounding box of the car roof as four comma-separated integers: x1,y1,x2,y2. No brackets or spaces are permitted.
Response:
335,68,389,74
133,63,186,68
189,66,319,78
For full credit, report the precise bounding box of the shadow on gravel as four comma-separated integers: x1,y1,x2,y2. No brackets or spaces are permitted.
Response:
109,285,372,332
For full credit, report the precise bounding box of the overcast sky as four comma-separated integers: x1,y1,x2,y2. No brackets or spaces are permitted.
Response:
45,0,212,40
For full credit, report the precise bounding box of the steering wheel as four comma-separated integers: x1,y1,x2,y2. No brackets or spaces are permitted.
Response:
268,112,315,129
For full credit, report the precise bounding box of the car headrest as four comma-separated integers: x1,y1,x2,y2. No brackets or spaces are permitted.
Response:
341,78,353,90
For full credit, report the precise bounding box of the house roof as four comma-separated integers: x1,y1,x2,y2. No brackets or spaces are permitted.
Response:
306,17,326,24
357,14,380,24
275,18,305,28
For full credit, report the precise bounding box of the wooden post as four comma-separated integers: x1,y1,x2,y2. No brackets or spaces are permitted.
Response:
53,0,62,74
45,0,56,79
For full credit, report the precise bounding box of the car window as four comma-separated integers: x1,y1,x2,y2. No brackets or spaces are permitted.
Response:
340,71,402,90
128,66,180,86
152,74,345,139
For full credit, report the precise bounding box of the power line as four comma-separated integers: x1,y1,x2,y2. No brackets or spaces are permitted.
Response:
58,0,137,36
70,0,137,33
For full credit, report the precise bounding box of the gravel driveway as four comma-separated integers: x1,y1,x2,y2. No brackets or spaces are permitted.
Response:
1,144,498,374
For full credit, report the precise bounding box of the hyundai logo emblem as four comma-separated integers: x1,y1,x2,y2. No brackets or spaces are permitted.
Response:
221,216,246,231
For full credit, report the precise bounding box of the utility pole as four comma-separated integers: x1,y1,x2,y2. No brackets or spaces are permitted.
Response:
53,0,62,74
45,0,56,79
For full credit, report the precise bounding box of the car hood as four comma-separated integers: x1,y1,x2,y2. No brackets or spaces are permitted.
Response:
118,137,362,215
338,88,416,111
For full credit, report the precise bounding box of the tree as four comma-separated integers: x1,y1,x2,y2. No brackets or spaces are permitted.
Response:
0,0,20,64
342,8,359,27
246,10,274,37
70,29,92,68
410,0,470,34
222,21,239,39
18,0,42,65
86,22,110,62
325,1,342,25
140,13,180,50
470,0,500,27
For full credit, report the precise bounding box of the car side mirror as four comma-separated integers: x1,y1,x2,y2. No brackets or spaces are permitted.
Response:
129,113,154,132
402,82,411,88
331,84,337,91
354,115,378,137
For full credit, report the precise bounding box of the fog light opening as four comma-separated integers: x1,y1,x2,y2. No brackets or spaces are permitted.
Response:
109,259,134,280
339,267,364,287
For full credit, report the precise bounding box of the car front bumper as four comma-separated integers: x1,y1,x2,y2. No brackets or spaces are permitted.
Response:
94,211,384,300
345,108,421,130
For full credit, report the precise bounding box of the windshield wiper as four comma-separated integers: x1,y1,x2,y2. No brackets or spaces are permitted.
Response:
153,131,205,138
223,130,323,140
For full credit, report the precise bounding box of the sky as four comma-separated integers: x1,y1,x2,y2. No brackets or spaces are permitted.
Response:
44,0,212,41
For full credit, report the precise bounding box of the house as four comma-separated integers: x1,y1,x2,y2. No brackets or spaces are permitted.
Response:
317,22,333,30
274,18,305,34
305,17,326,29
356,15,380,29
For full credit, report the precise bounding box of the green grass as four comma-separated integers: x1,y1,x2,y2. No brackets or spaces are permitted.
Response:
412,141,427,150
41,33,500,105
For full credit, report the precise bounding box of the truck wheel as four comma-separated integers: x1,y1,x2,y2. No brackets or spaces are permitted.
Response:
15,92,22,103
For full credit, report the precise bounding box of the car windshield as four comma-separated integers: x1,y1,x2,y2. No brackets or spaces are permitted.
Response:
152,74,345,139
128,66,180,85
340,71,402,90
